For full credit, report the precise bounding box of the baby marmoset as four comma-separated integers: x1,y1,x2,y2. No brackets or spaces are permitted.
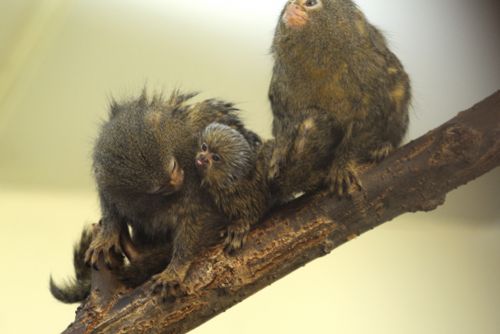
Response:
86,90,260,297
268,0,411,197
195,123,274,252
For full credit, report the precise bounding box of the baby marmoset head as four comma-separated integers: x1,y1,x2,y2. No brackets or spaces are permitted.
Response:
195,123,255,189
93,93,184,197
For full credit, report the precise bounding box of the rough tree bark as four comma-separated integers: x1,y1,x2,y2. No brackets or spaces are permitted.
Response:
63,91,500,334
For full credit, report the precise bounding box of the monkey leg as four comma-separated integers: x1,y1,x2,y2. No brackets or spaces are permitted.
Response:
113,230,173,288
151,258,191,302
327,158,362,197
150,222,200,300
85,219,126,271
224,219,250,254
326,124,363,197
268,118,298,181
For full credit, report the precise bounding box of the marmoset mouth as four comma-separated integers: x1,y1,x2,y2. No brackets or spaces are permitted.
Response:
195,156,208,169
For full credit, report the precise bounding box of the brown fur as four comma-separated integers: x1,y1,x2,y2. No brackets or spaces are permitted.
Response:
268,0,411,197
195,123,274,252
81,89,260,299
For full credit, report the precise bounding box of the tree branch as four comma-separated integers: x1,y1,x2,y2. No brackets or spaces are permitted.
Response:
62,91,500,334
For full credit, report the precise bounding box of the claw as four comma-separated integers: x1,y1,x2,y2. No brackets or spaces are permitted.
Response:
150,267,188,301
268,161,280,181
85,228,123,270
223,220,250,254
355,175,364,190
344,174,352,190
152,281,162,295
153,281,184,299
104,255,114,270
268,150,285,181
370,142,394,162
92,252,100,271
328,161,361,197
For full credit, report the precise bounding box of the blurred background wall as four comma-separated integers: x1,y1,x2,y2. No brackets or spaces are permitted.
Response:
0,0,498,333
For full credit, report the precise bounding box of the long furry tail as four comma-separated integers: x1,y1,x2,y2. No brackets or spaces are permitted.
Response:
49,226,93,303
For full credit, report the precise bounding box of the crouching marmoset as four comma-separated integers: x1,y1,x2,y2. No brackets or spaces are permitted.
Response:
268,0,411,197
195,123,274,252
50,89,261,302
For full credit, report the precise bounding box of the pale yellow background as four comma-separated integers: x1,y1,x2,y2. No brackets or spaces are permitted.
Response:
0,1,499,333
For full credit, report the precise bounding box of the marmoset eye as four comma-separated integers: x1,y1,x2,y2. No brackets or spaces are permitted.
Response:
305,0,318,7
212,154,221,162
201,143,208,152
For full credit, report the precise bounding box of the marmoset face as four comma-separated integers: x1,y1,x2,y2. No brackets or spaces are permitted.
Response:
94,109,184,197
195,123,254,188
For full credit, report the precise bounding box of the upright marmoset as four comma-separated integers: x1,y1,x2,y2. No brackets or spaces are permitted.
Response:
268,0,411,197
79,90,260,298
195,123,274,252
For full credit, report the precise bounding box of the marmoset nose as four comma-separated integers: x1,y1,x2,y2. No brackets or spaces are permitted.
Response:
195,155,208,167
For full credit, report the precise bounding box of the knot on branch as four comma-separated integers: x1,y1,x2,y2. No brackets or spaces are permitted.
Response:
430,124,482,166
413,194,447,212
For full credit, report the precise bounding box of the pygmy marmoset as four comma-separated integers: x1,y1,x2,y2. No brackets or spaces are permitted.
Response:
195,123,274,252
268,0,411,197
